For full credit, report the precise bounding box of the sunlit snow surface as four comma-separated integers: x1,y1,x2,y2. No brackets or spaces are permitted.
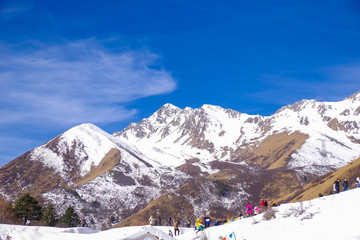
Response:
2,188,360,240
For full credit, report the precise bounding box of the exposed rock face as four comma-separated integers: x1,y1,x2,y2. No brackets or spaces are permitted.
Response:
1,92,360,229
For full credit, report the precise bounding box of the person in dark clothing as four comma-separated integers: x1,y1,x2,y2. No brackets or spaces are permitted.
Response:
343,178,349,191
335,178,341,193
264,200,269,210
186,218,191,228
158,216,162,226
204,216,211,228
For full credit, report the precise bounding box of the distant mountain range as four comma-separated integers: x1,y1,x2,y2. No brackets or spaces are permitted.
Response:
1,91,360,229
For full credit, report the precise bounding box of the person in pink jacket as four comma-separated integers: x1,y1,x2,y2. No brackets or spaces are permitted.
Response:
246,203,253,216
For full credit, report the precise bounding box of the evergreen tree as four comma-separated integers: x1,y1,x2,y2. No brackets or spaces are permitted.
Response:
14,193,42,221
42,202,58,226
60,206,81,227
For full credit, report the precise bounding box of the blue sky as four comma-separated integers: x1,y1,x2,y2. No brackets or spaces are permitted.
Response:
0,0,360,166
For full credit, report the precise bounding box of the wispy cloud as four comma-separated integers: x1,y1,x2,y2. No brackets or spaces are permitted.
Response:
0,3,33,19
0,39,177,126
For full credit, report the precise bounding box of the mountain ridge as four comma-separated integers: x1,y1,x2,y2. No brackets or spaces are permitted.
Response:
1,91,360,229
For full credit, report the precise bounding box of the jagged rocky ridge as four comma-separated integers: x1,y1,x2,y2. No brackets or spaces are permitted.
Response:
1,92,360,229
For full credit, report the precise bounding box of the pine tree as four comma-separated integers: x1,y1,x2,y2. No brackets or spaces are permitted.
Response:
60,206,81,227
42,202,58,226
14,193,42,222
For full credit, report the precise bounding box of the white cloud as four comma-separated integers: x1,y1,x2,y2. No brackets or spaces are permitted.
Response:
0,39,177,126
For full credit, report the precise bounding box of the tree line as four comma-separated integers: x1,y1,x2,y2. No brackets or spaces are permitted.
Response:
0,193,81,227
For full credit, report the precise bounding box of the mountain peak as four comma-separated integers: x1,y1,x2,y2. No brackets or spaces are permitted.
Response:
161,103,179,110
345,91,360,102
200,104,223,111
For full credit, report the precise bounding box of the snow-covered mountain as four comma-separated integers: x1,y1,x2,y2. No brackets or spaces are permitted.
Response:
1,91,360,229
0,124,191,229
115,92,360,176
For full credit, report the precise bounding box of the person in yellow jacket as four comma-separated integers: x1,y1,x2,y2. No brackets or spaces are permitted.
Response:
195,218,202,228
195,218,205,232
174,220,180,236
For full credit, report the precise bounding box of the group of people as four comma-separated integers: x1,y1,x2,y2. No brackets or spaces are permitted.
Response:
333,176,360,194
239,199,276,217
148,199,280,235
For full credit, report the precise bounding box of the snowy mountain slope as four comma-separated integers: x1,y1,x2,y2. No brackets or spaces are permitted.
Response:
115,91,360,176
1,91,360,230
0,123,192,229
2,188,360,240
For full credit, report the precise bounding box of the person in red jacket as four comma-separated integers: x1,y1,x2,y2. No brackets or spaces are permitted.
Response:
260,199,266,212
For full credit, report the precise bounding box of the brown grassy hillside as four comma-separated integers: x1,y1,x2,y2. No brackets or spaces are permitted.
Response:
278,157,360,203
115,191,194,227
234,131,308,169
0,152,67,200
76,148,121,186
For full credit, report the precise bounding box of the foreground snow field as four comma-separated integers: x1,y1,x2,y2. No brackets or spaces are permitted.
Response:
1,188,360,240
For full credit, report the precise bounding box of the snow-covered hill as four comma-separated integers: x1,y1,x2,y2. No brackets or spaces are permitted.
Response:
0,123,191,229
2,188,360,240
1,91,360,230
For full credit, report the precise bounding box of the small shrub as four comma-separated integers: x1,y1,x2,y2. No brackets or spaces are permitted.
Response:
80,208,93,215
213,179,231,197
282,202,317,221
282,202,306,218
91,201,101,209
262,209,277,221
63,188,81,199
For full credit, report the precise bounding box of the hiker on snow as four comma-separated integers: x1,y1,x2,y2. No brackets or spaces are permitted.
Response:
174,220,180,236
246,203,253,216
261,199,266,212
149,215,155,225
356,176,360,188
196,221,205,233
334,178,340,194
343,178,349,191
186,218,191,228
254,206,260,215
205,216,211,228
264,199,269,210
168,216,172,226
